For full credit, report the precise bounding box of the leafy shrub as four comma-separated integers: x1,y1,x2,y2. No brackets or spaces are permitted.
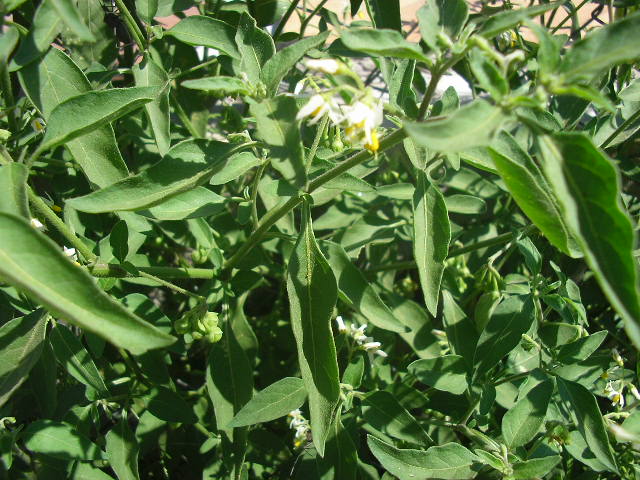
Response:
1,0,640,478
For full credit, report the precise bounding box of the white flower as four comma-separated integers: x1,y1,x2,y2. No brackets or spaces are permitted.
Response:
296,94,343,125
31,118,45,132
612,348,624,367
604,381,625,408
341,100,383,152
335,316,347,333
288,409,310,448
63,246,78,262
30,218,44,230
305,58,341,75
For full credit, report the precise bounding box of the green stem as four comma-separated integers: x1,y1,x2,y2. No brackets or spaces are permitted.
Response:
27,188,98,262
170,90,201,138
0,63,17,133
305,115,329,175
417,70,443,120
299,0,329,38
223,128,407,271
273,0,301,39
88,264,215,279
251,160,269,229
114,0,146,51
601,107,640,148
173,57,219,79
550,0,590,34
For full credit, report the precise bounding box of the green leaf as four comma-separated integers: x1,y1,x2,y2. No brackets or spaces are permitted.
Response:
323,241,405,332
206,300,254,437
408,355,468,395
367,436,479,480
19,48,129,187
405,99,507,152
181,76,250,96
556,330,607,364
286,202,341,456
0,163,29,218
235,12,275,85
0,310,47,408
140,187,225,220
362,391,432,445
251,96,306,186
316,418,358,480
441,291,477,370
340,29,430,63
468,48,508,99
50,324,109,397
367,0,401,31
133,57,171,156
135,0,158,23
413,171,451,317
146,387,197,424
9,0,63,70
261,31,330,95
538,133,640,348
167,16,240,59
68,140,249,213
560,12,640,82
39,87,157,152
418,0,468,52
473,295,534,378
512,456,561,479
557,378,618,473
444,194,486,215
479,2,563,38
23,420,102,461
501,379,553,448
71,462,117,480
48,0,95,42
228,377,306,428
0,214,175,355
488,131,579,258
105,418,140,480
209,151,262,185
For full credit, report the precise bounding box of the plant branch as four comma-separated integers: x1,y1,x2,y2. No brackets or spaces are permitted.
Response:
601,107,640,148
273,0,301,39
88,264,215,279
114,0,146,51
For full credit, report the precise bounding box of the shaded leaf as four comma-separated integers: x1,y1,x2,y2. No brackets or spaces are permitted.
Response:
167,16,239,58
408,355,467,395
502,379,554,448
133,57,171,156
340,29,429,63
0,163,29,218
23,420,102,461
105,418,140,480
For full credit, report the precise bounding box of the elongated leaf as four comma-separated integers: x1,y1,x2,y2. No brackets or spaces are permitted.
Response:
68,140,249,213
146,387,196,424
49,0,95,42
228,377,306,428
512,456,561,479
502,379,553,448
441,291,477,370
23,420,102,461
235,12,275,85
362,391,432,445
557,378,618,473
340,29,429,63
135,0,158,23
405,100,507,152
473,296,534,378
50,324,109,397
418,0,468,52
105,418,140,480
0,214,175,354
40,87,157,152
167,16,239,58
0,163,29,218
262,31,330,95
561,12,640,82
252,96,306,186
9,0,62,70
556,330,607,364
19,48,129,187
323,241,405,332
209,152,262,185
480,2,562,38
316,418,358,480
181,76,249,95
140,187,225,220
286,202,341,456
367,436,479,480
538,133,640,348
408,355,467,395
413,171,450,316
489,131,579,257
133,57,171,156
0,310,47,408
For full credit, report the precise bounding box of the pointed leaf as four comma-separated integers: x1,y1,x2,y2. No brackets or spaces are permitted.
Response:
502,379,554,448
167,16,240,58
0,163,29,218
408,355,467,395
235,12,275,85
418,0,468,52
133,57,171,156
23,420,102,461
105,418,140,480
49,0,95,42
340,29,430,63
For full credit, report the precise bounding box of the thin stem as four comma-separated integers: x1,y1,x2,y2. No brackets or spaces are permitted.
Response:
173,57,219,79
88,264,215,279
114,0,146,51
550,0,590,34
305,115,329,175
273,0,301,39
601,107,640,148
251,161,269,229
417,70,443,120
170,90,201,138
136,270,204,300
0,63,17,133
27,188,98,262
299,0,329,38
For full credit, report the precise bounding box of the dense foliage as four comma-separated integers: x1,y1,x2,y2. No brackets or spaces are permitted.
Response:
1,0,640,478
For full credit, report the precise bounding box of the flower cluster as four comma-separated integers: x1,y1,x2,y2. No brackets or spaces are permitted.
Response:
296,59,383,153
335,316,387,359
174,304,223,344
288,409,310,449
604,381,625,408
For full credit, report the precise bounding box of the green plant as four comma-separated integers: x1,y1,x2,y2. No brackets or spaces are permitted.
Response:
1,0,640,478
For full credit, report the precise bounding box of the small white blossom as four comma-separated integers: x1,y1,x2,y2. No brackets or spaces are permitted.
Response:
336,317,387,360
604,381,625,408
305,58,341,75
63,246,78,262
335,315,347,333
31,118,45,132
288,409,310,448
341,100,383,152
30,218,44,230
612,348,624,367
297,94,344,125
629,384,640,401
